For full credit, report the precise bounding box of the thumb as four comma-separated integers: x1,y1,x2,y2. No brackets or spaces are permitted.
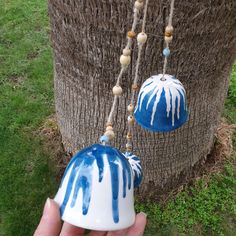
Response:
34,198,62,236
127,212,147,236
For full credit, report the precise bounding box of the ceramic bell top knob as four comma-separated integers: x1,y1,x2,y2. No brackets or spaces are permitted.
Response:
54,143,142,231
134,74,188,132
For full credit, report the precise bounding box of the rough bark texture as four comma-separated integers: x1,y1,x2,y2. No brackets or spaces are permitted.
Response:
48,0,236,199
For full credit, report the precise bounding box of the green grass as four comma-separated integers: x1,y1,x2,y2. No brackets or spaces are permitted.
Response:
224,63,236,123
138,65,236,236
0,1,235,236
0,1,57,235
136,164,236,236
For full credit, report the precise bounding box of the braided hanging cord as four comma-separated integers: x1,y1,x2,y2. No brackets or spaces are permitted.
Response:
162,0,175,76
126,0,150,151
106,4,140,127
101,0,147,144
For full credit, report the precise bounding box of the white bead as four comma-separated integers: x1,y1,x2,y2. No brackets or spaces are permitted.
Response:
165,25,174,33
123,48,131,56
134,1,143,9
165,36,173,43
127,104,134,112
112,85,123,96
137,32,147,44
128,115,135,125
120,55,131,66
106,126,113,131
105,130,115,140
126,143,132,150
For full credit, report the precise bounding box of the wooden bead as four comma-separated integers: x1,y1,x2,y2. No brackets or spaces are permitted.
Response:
126,143,132,150
112,85,123,96
165,36,173,43
105,130,115,140
123,48,131,56
106,126,113,131
134,1,143,9
165,25,174,33
106,122,112,127
128,115,135,125
127,104,134,112
164,31,173,37
132,84,139,91
127,133,132,139
127,31,136,38
120,55,131,66
137,32,147,44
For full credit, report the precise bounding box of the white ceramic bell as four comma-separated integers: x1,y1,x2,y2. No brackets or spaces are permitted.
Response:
54,144,142,231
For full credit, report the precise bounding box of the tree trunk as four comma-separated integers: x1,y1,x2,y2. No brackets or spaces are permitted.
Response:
48,0,236,199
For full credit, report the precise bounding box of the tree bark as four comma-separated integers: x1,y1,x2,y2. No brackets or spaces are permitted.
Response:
48,0,236,199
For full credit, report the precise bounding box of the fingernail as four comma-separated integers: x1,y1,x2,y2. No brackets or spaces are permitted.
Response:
139,212,147,218
43,198,51,216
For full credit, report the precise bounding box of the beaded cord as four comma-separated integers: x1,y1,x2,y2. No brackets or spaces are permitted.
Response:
100,1,145,144
162,0,175,77
126,0,150,152
100,0,176,147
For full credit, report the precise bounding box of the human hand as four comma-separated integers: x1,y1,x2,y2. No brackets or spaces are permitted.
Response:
34,198,147,236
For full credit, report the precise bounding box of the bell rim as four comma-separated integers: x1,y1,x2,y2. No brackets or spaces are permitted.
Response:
134,112,189,132
61,211,136,231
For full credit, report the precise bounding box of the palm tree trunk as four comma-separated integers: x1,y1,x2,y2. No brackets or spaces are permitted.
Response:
48,0,236,198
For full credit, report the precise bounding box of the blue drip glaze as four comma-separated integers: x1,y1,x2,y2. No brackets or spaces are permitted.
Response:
143,80,153,88
109,156,119,223
136,165,142,172
60,157,84,216
124,152,143,188
127,168,132,189
59,157,77,188
122,168,127,198
70,157,95,216
57,144,133,224
59,146,92,187
95,150,104,182
115,148,132,190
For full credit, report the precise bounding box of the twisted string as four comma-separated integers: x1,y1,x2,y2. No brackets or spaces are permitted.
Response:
126,0,150,151
106,5,141,126
162,0,175,76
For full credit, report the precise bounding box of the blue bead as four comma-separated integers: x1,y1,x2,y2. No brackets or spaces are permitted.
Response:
100,135,109,143
163,47,170,57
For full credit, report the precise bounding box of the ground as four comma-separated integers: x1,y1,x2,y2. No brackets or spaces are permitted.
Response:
0,1,235,236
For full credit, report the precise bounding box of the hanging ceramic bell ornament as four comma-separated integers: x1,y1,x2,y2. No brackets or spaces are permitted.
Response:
134,74,188,132
54,143,142,231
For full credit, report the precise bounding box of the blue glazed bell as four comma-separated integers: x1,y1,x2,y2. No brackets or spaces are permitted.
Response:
54,143,142,231
134,74,188,132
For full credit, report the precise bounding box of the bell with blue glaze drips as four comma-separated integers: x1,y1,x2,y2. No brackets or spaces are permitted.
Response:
54,143,142,231
134,74,188,132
